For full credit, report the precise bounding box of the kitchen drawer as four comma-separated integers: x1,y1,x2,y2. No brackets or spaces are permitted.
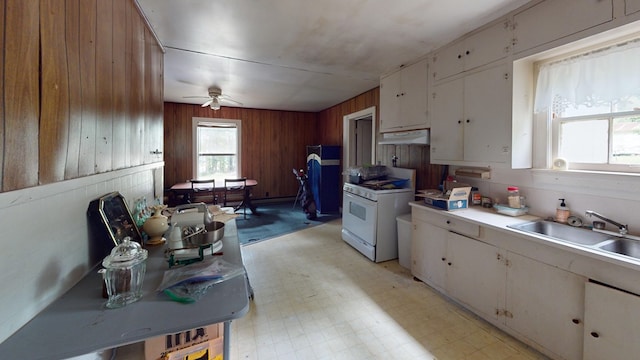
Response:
412,208,480,238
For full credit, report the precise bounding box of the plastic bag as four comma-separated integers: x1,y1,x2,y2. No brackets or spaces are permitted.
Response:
158,257,245,303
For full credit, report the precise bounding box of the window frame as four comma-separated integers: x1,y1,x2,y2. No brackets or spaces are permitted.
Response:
191,117,242,182
533,36,640,174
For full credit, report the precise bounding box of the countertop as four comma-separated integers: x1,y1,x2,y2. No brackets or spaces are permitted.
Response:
0,220,250,360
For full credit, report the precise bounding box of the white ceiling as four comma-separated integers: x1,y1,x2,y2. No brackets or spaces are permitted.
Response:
137,0,531,112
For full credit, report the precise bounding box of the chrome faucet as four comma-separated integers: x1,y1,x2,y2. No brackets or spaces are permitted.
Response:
585,210,628,235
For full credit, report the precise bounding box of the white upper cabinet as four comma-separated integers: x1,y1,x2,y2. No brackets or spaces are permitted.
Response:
431,64,511,167
379,58,428,133
512,0,613,54
432,19,511,82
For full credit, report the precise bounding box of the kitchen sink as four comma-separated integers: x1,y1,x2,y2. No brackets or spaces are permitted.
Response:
597,238,640,260
508,220,613,245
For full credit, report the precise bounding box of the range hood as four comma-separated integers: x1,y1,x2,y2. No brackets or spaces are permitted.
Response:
378,129,429,145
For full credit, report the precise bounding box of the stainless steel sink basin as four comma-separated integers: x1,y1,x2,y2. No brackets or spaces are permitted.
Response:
508,220,613,245
597,238,640,259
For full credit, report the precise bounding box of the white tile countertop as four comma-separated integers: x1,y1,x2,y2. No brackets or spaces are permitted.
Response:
409,201,640,294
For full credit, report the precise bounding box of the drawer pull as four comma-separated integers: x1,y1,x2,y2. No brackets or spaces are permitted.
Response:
446,220,451,224
572,319,581,324
590,331,600,338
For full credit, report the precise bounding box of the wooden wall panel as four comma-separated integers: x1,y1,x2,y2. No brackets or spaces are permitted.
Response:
163,104,317,199
40,1,69,184
4,0,39,191
64,0,82,179
95,0,114,174
78,0,98,176
0,0,163,193
112,0,127,170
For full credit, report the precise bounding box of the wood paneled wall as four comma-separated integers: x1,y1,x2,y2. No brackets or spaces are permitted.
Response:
0,0,163,192
163,103,318,199
317,88,444,190
164,87,443,201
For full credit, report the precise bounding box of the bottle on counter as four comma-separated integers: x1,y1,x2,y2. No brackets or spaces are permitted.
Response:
556,198,570,223
507,186,525,209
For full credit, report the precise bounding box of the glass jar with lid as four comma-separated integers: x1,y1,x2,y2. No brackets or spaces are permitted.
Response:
101,236,148,308
507,186,525,208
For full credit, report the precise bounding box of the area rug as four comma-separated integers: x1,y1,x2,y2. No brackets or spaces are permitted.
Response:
236,201,341,245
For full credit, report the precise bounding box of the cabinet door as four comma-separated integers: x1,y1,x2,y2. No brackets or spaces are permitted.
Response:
584,282,640,360
430,78,464,162
627,0,640,15
432,41,465,82
398,59,428,130
379,71,402,132
447,232,504,321
513,0,613,54
464,20,511,71
463,65,510,164
411,220,447,290
506,252,585,360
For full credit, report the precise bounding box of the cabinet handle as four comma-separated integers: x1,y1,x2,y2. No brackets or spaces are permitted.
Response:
457,120,462,124
465,50,470,55
441,257,446,262
466,119,470,123
457,54,462,59
590,332,600,338
446,220,451,224
447,262,452,266
572,319,581,324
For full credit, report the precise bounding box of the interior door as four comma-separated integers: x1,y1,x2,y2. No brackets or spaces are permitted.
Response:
355,117,372,166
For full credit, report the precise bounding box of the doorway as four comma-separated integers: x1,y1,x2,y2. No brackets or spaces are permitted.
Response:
343,106,376,175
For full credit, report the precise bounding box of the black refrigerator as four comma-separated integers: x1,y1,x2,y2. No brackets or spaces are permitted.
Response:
306,145,341,214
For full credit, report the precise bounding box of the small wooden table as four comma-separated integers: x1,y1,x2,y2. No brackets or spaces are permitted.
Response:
169,179,258,214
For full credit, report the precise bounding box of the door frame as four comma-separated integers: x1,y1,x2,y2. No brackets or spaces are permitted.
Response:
342,106,377,179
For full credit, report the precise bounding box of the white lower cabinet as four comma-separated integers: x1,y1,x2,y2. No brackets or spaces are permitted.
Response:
411,220,447,290
411,217,505,322
583,281,640,360
505,252,586,360
447,232,504,321
411,207,587,359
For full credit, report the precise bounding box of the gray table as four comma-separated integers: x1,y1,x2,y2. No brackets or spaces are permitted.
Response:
0,220,250,359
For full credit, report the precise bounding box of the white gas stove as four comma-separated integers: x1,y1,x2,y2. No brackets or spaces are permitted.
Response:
341,167,416,262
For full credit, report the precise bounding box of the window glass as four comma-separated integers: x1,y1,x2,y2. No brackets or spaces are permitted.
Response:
535,36,640,172
195,122,240,183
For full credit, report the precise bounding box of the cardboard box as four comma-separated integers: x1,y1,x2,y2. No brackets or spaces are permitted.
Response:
145,323,223,360
418,187,471,210
163,338,223,360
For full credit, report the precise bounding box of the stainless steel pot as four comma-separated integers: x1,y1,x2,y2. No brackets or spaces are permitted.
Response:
182,221,225,246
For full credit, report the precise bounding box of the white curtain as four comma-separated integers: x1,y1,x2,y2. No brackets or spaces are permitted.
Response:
534,39,640,113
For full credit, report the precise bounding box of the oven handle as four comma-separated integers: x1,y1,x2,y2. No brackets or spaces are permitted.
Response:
344,191,376,206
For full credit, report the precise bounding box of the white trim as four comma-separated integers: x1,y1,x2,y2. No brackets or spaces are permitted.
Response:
342,106,377,173
0,162,164,210
531,169,640,202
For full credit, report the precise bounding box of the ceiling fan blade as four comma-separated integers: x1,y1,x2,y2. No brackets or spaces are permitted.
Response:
201,99,213,107
219,95,243,106
183,95,210,99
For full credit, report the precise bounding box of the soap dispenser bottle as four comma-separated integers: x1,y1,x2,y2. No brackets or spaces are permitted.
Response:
556,198,570,223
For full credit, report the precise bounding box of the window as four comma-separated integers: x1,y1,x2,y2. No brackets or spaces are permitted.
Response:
534,37,640,172
192,118,241,184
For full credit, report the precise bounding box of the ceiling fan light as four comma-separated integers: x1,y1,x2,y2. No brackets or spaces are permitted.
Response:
210,97,221,110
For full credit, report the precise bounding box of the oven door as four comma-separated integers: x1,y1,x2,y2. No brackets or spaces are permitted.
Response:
342,191,377,246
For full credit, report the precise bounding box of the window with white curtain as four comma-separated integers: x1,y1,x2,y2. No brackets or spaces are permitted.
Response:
193,118,241,183
534,37,640,172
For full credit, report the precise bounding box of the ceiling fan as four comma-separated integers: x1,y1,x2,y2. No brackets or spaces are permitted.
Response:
183,87,243,110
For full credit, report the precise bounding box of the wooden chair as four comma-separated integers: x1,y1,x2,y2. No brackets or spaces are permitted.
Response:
224,178,248,219
190,179,217,204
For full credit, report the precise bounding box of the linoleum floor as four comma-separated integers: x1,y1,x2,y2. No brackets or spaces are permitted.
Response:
230,219,548,360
